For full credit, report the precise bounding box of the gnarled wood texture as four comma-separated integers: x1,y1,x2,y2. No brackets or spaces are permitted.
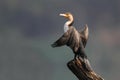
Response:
67,57,104,80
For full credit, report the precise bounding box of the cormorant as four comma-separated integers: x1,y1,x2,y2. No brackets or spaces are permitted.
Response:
51,12,89,59
51,12,92,71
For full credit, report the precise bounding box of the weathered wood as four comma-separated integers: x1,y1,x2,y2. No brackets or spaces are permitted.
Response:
67,57,104,80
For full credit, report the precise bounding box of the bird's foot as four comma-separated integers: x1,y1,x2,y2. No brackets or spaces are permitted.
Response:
74,55,79,60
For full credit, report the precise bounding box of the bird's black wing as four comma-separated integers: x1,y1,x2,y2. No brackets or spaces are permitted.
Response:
79,24,89,48
51,31,70,47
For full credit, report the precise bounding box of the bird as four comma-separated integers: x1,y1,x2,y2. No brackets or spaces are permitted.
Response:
51,12,93,71
51,12,89,59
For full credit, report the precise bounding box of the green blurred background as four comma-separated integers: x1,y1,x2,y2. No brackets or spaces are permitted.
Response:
0,0,120,80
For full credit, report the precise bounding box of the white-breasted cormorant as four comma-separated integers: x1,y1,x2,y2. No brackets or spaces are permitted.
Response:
52,12,89,58
51,12,92,71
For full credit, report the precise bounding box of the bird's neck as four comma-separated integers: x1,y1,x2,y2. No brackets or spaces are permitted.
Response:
66,16,74,26
64,18,74,33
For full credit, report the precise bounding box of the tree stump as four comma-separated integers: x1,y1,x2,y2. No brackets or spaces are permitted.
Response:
67,57,104,80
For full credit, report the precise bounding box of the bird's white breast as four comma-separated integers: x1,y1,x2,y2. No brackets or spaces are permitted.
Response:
64,23,69,33
64,21,70,32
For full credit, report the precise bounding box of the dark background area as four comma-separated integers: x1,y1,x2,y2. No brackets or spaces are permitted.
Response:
0,0,120,80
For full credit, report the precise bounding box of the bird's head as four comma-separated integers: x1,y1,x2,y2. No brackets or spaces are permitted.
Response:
59,12,73,21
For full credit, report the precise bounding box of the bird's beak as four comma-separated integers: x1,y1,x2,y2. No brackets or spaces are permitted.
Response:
59,13,66,17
